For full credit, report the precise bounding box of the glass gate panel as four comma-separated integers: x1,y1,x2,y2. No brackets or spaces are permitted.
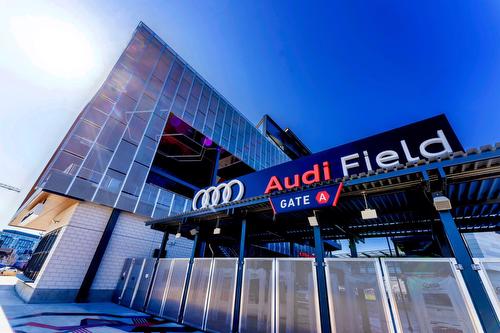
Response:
183,258,213,329
239,258,275,333
161,259,189,320
277,258,320,333
325,258,393,333
131,259,156,310
205,258,238,333
112,258,132,303
474,258,500,320
120,258,145,306
381,258,481,333
146,259,173,315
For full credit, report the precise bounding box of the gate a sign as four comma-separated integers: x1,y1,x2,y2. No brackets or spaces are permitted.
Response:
269,183,343,214
316,191,330,204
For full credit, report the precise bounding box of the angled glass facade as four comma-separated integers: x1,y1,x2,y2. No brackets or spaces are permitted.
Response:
36,23,289,218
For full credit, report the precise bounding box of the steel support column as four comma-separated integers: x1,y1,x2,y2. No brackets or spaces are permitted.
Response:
177,232,199,323
232,219,246,332
349,237,358,258
438,210,500,332
313,225,332,333
76,209,121,302
211,147,221,186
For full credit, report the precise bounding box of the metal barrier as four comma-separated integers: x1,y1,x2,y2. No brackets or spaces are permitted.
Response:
114,257,489,333
474,258,500,322
381,258,482,333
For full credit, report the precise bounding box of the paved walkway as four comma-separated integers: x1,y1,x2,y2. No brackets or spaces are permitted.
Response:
0,277,201,333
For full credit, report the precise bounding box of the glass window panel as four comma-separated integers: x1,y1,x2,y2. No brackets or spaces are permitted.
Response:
384,259,478,333
123,115,147,145
136,183,158,217
326,259,390,333
145,76,163,101
136,43,161,81
136,136,156,166
68,177,99,200
100,83,121,103
109,140,137,174
205,258,238,333
183,258,213,328
157,189,174,207
147,259,173,315
162,259,189,319
92,94,115,115
239,259,274,333
113,94,137,124
125,75,144,101
277,259,320,333
125,32,147,61
78,144,112,183
136,95,155,121
50,151,83,175
83,107,108,127
156,94,172,119
73,120,100,142
116,191,139,212
170,61,184,82
153,50,174,81
108,64,131,92
122,162,149,196
145,114,165,141
153,205,170,219
94,169,126,206
97,117,126,151
63,135,92,158
170,195,186,215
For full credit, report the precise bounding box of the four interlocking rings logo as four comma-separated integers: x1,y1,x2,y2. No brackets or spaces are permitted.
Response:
192,179,245,210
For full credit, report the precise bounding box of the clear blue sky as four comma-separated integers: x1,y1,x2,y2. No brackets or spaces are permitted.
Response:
0,0,499,231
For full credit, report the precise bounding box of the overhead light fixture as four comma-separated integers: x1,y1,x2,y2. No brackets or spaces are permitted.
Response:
213,218,221,235
361,192,377,220
308,215,319,227
433,195,452,211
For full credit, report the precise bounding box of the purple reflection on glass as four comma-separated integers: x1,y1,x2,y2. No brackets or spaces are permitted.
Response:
203,137,213,147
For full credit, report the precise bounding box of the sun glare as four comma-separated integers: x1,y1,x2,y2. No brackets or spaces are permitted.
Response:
10,16,95,78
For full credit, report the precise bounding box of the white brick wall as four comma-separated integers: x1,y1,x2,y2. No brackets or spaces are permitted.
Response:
35,202,112,289
91,211,163,291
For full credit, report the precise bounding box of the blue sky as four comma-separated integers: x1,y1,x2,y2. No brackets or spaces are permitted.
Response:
0,0,499,232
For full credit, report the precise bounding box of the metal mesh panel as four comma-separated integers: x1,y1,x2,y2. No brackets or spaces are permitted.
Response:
120,258,144,306
183,258,213,328
326,259,391,333
239,258,274,333
161,259,189,319
146,259,173,315
205,258,238,333
131,259,155,310
112,258,133,303
277,259,320,333
382,259,479,333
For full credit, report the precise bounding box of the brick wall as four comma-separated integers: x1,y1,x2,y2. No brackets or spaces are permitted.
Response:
89,211,163,301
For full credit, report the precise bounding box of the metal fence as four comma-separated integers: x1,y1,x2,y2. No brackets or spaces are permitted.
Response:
114,257,489,333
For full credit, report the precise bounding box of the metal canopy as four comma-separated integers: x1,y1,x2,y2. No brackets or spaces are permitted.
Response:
146,144,500,245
